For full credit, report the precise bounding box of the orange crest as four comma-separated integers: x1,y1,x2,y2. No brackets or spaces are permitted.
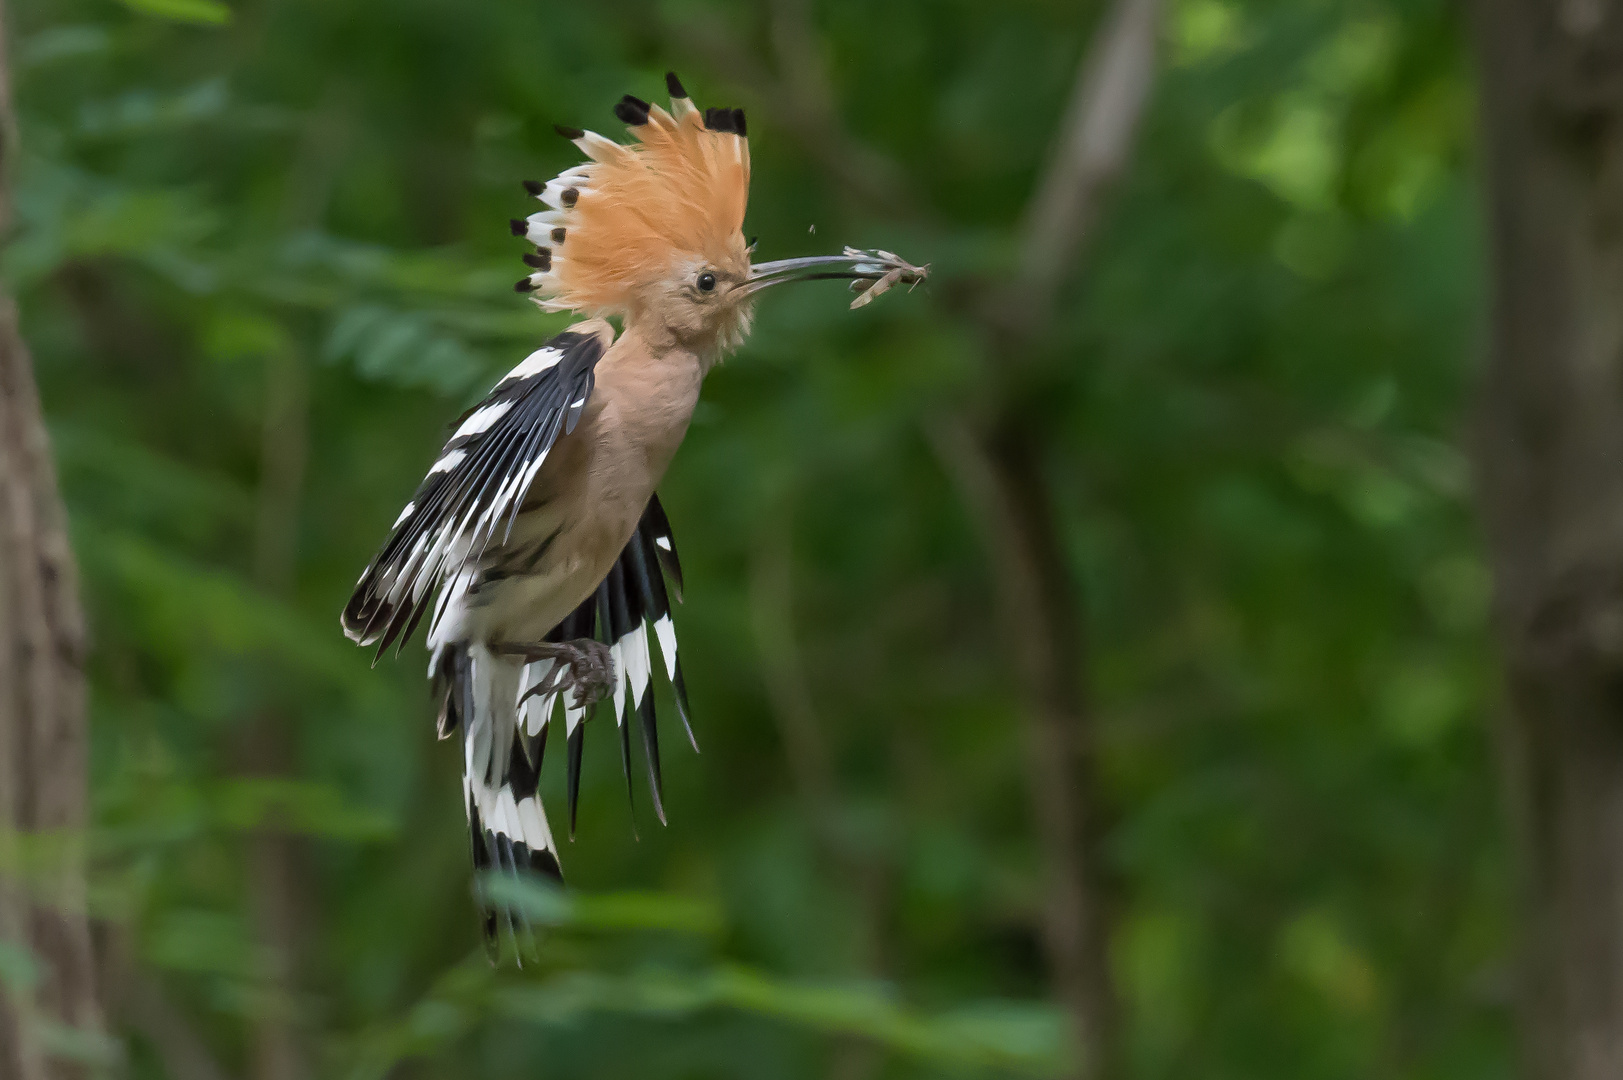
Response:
513,74,751,317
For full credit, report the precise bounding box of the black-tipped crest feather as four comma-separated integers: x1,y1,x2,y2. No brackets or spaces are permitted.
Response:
614,94,651,125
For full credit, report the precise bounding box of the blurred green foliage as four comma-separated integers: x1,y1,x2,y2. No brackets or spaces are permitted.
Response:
10,0,1503,1076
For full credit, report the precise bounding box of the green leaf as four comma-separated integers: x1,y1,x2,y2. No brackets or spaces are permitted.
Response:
116,0,231,25
482,876,724,936
493,965,1070,1074
212,778,395,840
35,1019,123,1067
0,940,40,993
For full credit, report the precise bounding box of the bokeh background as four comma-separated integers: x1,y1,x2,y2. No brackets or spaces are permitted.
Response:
9,0,1504,1076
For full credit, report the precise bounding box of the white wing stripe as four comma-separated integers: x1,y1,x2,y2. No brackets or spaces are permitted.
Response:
429,448,466,474
499,347,562,385
517,796,555,854
653,615,679,680
624,624,651,709
454,399,514,439
520,659,556,736
495,787,520,842
609,640,627,726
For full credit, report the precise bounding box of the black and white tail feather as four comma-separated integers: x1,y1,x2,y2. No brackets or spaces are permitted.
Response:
342,325,692,960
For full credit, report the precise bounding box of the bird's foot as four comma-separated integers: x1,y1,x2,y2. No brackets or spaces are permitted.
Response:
501,639,616,710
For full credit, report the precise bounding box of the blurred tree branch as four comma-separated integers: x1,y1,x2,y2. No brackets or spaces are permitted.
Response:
1014,0,1162,326
1470,0,1623,1076
969,5,1159,1076
0,0,105,1075
680,2,1160,1076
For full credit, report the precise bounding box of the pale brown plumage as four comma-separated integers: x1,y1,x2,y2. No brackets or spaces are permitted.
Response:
342,72,927,958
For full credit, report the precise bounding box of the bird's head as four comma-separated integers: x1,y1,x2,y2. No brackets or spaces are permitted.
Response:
513,73,926,361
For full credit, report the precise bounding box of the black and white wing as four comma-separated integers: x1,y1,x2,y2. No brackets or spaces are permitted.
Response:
342,323,609,657
513,494,694,838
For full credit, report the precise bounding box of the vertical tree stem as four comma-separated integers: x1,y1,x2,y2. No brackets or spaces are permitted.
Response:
0,2,104,1073
244,347,311,1080
1470,0,1623,1075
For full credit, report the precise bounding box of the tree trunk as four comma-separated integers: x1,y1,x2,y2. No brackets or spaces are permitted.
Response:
0,256,102,1080
1470,0,1623,1077
0,1,104,1075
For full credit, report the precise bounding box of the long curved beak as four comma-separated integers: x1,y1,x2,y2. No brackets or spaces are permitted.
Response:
744,247,929,308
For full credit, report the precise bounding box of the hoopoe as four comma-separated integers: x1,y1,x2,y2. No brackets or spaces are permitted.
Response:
341,73,925,950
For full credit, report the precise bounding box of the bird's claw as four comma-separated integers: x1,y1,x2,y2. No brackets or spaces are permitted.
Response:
504,639,616,710
560,639,614,708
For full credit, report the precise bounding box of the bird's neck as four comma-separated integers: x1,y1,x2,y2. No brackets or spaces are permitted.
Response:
621,313,729,374
593,323,707,485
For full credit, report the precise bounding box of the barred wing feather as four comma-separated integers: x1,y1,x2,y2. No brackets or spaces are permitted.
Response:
341,324,607,657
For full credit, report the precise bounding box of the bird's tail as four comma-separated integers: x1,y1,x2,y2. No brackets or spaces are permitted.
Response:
434,641,562,958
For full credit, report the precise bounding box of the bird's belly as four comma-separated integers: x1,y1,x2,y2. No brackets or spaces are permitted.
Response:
463,497,645,646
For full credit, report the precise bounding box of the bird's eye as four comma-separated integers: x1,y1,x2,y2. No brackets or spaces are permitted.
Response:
696,271,716,293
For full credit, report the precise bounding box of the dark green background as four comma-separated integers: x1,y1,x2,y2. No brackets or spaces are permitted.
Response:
10,0,1500,1075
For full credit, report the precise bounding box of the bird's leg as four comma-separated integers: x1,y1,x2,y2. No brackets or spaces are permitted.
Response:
498,640,616,709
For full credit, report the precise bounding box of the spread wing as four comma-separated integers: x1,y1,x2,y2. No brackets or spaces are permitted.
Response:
342,323,609,657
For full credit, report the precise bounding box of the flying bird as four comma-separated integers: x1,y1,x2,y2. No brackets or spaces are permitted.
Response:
341,72,926,953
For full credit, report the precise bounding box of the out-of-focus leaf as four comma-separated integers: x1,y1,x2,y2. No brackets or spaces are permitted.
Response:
35,1020,123,1067
0,940,40,993
77,529,356,684
75,79,230,137
494,965,1069,1074
145,908,254,977
324,303,488,394
213,778,395,840
484,876,724,937
16,26,112,70
116,0,231,25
